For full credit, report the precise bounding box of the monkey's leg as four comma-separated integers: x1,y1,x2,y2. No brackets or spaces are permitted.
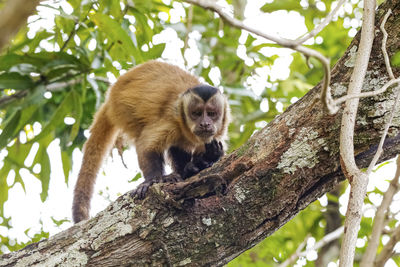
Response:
131,151,165,199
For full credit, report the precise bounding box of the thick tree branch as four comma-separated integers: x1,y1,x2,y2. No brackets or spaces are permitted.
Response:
0,0,41,51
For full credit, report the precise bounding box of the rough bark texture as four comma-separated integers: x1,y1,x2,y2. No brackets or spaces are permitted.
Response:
2,1,400,266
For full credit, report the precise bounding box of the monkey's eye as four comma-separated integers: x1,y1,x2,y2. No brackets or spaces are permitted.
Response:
192,111,202,117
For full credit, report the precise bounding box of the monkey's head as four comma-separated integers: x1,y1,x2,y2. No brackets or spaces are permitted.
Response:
181,85,228,142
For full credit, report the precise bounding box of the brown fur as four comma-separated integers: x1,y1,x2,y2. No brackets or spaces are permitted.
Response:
72,61,229,223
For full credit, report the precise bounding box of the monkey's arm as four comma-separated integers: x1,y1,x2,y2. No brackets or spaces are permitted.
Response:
131,151,165,199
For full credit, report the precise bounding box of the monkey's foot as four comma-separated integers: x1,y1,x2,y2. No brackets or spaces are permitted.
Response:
130,181,154,199
162,173,182,183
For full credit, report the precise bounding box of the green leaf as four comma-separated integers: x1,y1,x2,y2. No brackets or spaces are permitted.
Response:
0,73,34,90
0,109,21,149
391,51,400,67
0,54,44,71
33,136,52,202
31,90,75,142
131,9,153,44
0,164,11,214
90,13,143,63
14,171,26,193
143,43,166,60
261,1,302,13
61,150,72,184
129,173,142,183
372,160,391,172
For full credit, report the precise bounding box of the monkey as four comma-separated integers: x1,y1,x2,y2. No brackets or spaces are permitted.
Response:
72,60,230,223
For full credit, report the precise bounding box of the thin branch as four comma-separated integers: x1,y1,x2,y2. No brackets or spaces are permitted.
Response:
295,0,347,45
0,90,28,107
332,78,400,105
279,227,344,267
360,156,400,267
338,0,376,266
327,9,396,114
60,24,78,52
279,234,309,267
380,9,394,80
0,77,111,108
374,224,400,266
367,85,400,174
366,9,398,175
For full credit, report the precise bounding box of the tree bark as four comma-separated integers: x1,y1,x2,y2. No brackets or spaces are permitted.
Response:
0,0,41,51
2,1,400,266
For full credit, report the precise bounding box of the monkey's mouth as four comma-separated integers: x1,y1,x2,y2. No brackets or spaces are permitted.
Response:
194,130,215,138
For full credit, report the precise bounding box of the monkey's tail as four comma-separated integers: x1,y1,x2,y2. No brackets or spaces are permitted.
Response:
72,105,118,223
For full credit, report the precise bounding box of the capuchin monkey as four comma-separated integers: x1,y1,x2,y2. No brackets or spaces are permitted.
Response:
72,60,230,223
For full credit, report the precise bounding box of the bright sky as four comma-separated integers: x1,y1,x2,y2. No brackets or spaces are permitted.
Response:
1,1,399,266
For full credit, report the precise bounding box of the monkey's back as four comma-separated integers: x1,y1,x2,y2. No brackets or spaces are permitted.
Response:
106,61,200,141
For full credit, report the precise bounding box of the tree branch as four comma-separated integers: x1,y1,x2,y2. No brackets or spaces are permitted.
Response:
374,224,400,266
280,227,344,267
338,0,376,265
360,156,400,267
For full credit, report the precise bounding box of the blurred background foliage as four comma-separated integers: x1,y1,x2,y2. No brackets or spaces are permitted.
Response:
0,0,399,266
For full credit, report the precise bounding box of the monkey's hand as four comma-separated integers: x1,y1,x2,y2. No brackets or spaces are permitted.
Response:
203,140,224,163
182,161,200,179
162,172,183,183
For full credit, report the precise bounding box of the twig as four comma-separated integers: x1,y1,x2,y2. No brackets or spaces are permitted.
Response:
279,227,344,267
374,224,400,266
338,0,376,266
380,9,394,80
327,9,396,114
0,90,28,107
60,24,78,52
0,77,110,108
295,0,347,45
279,234,310,267
360,156,400,267
366,9,398,175
332,78,400,105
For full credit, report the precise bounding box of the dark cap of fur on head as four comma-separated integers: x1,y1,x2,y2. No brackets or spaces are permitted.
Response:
189,85,219,102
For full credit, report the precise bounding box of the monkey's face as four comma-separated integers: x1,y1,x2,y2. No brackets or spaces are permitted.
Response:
187,96,224,140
